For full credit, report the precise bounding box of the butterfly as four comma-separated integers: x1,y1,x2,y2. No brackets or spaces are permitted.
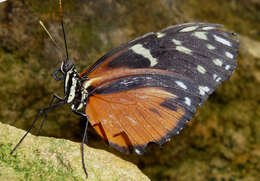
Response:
9,0,239,178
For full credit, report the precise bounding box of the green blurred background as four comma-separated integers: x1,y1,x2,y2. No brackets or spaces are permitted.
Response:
0,0,260,180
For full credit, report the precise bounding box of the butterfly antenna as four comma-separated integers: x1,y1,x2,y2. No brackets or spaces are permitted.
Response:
59,0,69,62
39,20,65,57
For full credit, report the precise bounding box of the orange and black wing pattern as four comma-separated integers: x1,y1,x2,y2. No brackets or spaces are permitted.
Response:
81,23,239,154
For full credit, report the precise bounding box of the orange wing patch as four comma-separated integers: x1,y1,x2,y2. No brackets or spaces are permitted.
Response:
80,49,127,78
85,87,185,153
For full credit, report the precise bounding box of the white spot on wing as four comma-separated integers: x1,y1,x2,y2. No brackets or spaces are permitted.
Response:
176,46,192,55
198,86,210,95
156,32,166,38
225,51,234,59
109,114,114,119
184,97,191,106
206,44,216,50
175,81,187,89
135,148,142,155
130,44,158,67
192,31,208,40
201,26,215,30
212,58,223,66
172,39,182,45
126,116,137,125
83,77,101,89
197,65,207,74
180,26,198,32
166,137,171,142
83,79,94,89
216,77,222,82
213,74,222,82
225,65,231,70
214,35,232,46
138,95,148,99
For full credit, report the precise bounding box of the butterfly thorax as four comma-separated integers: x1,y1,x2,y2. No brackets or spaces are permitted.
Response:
64,67,88,111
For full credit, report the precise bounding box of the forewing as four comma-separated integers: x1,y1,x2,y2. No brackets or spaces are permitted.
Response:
82,22,239,101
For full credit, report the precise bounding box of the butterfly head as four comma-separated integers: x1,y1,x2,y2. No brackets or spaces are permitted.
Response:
53,59,74,81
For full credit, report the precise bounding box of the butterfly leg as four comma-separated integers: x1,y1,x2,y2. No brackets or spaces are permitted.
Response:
72,109,89,178
10,94,65,155
37,94,64,136
81,116,89,178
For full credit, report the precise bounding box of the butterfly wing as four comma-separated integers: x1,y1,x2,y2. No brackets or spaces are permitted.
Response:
82,22,239,153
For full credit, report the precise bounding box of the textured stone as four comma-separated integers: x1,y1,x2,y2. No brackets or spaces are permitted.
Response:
0,122,150,181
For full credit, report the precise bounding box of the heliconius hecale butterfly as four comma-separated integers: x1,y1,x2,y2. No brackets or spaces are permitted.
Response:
8,0,239,178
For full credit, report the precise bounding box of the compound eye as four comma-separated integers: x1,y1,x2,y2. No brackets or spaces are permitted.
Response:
62,60,74,72
53,69,65,81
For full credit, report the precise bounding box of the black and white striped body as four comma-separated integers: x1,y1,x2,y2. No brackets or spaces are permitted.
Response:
64,67,88,111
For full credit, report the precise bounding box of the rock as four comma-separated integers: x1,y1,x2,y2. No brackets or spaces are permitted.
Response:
0,122,150,181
